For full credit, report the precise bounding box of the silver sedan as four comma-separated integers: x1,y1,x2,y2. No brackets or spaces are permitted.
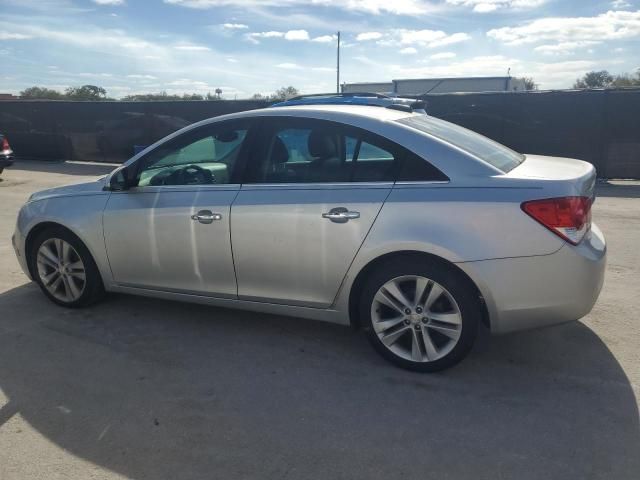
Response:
12,105,606,371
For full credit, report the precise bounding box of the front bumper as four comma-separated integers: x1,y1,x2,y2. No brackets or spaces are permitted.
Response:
12,215,32,281
457,223,606,334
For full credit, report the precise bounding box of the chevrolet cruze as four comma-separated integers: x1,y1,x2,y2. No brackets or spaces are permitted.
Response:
12,105,606,371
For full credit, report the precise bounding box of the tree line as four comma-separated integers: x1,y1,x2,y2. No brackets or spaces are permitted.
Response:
18,85,299,101
15,71,640,102
573,70,640,89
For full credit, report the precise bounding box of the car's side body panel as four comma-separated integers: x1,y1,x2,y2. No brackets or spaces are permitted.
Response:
231,183,391,308
103,185,240,297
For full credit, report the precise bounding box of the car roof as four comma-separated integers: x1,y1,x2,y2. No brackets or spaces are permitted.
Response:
215,104,417,123
271,94,418,108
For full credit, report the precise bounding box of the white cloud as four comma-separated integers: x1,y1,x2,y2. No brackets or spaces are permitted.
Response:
245,30,284,43
357,32,383,41
92,0,125,5
246,29,334,43
429,32,471,47
376,29,471,48
174,44,211,51
400,47,418,54
488,10,640,45
0,33,33,40
276,62,301,69
284,29,309,40
127,74,157,79
164,0,438,15
430,51,456,59
226,57,239,62
611,0,631,8
78,72,113,77
446,0,546,13
221,23,248,29
312,34,337,43
312,66,335,72
167,78,212,88
534,41,600,55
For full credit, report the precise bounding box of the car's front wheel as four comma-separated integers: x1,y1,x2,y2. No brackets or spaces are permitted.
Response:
30,227,105,307
360,258,480,372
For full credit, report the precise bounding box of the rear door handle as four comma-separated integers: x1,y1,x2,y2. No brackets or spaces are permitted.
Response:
191,210,222,224
322,207,360,223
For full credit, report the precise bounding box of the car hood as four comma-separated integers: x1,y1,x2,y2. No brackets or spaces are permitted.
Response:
29,177,108,202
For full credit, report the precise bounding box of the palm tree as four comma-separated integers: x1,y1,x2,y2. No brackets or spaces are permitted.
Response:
215,88,222,99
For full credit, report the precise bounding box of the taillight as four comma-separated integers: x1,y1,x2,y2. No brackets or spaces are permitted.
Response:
521,196,592,245
1,137,9,151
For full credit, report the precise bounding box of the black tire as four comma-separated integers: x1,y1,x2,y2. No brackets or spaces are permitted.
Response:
29,226,105,308
359,257,480,372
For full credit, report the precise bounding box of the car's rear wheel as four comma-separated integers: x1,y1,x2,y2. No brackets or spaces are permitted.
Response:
360,258,480,372
30,227,105,307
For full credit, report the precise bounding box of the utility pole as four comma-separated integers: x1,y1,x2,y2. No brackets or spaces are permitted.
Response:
336,31,341,93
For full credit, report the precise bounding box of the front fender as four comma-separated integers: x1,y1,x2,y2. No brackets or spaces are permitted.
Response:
18,193,113,285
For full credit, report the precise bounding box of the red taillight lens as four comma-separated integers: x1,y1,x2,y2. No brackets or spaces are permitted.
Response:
1,137,9,151
521,196,592,245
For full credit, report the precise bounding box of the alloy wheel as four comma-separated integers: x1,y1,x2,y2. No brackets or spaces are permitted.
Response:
370,275,462,362
36,238,86,303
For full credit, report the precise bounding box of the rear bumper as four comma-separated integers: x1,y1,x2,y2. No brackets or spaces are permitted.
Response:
0,154,14,169
457,223,606,334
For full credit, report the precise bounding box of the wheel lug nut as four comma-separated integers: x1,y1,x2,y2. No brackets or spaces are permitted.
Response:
422,318,428,324
404,308,411,315
414,324,421,330
416,307,423,314
404,319,410,325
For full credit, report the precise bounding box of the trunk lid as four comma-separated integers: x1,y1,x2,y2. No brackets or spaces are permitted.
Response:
505,154,596,199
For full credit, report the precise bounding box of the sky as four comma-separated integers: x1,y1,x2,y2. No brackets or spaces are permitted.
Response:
0,0,639,99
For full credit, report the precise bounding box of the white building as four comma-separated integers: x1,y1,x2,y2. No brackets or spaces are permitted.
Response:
342,77,527,95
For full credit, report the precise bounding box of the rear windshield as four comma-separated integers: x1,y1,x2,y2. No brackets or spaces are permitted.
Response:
397,115,524,173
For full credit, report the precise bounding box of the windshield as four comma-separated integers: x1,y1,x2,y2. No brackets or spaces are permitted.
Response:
397,115,524,173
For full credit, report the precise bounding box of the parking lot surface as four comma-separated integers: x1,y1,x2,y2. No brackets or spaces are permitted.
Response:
1,161,639,480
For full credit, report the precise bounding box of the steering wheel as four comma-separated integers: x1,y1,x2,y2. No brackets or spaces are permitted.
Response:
166,164,214,185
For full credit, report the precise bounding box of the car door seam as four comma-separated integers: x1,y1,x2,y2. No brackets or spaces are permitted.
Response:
228,187,243,298
101,191,117,285
328,186,395,308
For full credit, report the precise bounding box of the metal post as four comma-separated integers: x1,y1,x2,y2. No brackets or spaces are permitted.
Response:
336,31,341,93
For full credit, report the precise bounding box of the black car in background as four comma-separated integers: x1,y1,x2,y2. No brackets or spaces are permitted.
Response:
0,133,14,174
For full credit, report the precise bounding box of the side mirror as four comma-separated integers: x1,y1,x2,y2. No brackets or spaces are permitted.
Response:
106,166,133,191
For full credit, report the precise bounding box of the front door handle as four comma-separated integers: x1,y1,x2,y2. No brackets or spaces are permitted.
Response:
191,210,222,224
322,207,360,223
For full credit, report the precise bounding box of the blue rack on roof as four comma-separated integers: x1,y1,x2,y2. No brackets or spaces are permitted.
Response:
271,92,427,113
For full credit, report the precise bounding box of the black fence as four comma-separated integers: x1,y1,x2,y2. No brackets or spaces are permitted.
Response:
1,89,639,178
0,100,269,164
419,89,640,179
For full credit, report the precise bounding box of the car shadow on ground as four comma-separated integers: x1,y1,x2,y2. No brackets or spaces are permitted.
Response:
9,160,119,177
0,283,638,480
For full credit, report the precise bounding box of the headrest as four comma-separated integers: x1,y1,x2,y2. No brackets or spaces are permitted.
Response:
271,136,289,164
308,130,338,158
